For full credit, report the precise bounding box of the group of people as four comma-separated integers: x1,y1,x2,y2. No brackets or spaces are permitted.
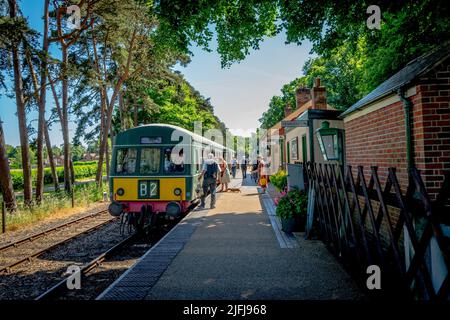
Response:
198,153,269,209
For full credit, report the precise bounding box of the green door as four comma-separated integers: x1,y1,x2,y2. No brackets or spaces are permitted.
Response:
302,135,307,163
287,141,290,163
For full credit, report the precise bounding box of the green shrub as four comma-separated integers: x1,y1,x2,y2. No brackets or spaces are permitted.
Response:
73,160,98,166
275,190,308,220
270,169,288,192
3,182,109,231
9,163,106,190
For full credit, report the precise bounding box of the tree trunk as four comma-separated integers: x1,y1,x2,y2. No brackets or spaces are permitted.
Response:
44,121,59,192
0,118,17,212
35,0,50,204
61,46,72,193
91,32,109,187
105,136,110,181
95,29,136,186
9,0,32,206
70,159,75,184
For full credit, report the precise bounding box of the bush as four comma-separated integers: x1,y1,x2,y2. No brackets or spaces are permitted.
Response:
73,160,98,166
270,169,288,192
10,163,105,190
275,190,308,220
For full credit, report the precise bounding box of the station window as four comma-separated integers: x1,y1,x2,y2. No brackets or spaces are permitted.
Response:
140,148,160,174
163,147,185,174
115,148,137,174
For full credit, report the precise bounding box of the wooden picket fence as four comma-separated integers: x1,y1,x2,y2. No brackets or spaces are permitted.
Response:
304,162,450,300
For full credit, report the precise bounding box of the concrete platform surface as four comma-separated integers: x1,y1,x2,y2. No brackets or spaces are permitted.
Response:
98,178,364,300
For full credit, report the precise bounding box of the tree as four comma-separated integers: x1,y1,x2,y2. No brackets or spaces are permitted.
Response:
71,144,86,162
34,0,50,203
6,0,33,205
259,78,306,129
0,117,17,212
48,0,96,193
44,121,59,191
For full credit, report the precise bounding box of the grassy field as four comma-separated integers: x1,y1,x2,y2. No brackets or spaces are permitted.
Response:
1,182,109,232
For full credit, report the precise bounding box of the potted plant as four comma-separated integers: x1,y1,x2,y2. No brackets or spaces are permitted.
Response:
270,169,288,192
275,189,308,233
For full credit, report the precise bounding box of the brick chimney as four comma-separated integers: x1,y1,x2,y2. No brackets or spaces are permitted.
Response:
284,102,293,117
311,77,327,109
295,86,310,109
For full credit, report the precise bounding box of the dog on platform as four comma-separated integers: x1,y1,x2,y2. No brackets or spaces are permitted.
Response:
227,187,241,193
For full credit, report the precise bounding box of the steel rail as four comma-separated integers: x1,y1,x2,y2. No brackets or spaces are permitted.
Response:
0,216,117,274
0,209,109,253
35,231,139,300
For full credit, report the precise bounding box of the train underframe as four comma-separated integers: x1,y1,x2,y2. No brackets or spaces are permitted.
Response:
108,200,192,234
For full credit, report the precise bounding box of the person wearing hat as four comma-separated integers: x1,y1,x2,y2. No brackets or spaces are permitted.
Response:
198,153,221,209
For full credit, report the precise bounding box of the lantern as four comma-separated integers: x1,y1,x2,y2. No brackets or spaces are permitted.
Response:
316,121,342,162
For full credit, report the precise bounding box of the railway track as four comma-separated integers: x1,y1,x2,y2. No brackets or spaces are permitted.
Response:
0,210,116,274
34,202,204,300
35,231,140,300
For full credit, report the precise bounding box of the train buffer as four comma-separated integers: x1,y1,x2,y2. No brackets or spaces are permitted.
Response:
97,177,364,300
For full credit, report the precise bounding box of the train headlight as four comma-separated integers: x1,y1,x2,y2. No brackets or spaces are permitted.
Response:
174,188,182,196
108,201,123,217
166,202,181,218
116,188,125,196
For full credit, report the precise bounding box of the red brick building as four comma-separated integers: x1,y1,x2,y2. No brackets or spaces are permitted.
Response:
340,45,450,199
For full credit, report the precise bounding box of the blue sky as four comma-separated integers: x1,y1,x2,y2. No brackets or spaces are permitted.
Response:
1,1,314,146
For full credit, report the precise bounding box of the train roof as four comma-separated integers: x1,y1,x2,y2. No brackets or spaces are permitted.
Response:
114,124,233,152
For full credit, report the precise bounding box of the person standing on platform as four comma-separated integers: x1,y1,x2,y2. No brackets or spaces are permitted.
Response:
240,156,248,179
218,157,231,192
198,153,221,209
231,157,237,178
251,157,260,183
257,155,268,193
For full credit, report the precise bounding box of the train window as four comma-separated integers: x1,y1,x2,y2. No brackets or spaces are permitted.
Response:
163,147,185,174
140,148,160,174
115,148,137,174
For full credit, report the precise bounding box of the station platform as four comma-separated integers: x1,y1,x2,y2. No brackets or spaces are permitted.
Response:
97,177,364,300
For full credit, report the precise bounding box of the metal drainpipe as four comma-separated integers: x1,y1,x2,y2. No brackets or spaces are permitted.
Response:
397,88,414,170
308,120,315,163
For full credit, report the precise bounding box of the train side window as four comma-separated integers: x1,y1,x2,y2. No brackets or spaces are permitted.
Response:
164,147,185,174
116,148,137,174
140,148,160,174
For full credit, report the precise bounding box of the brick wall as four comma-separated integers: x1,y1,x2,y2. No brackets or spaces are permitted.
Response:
344,100,410,190
413,57,450,198
344,56,450,200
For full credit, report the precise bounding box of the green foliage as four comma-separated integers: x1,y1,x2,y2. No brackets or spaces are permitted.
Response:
73,161,97,166
113,72,223,133
71,144,86,162
275,190,308,220
9,163,104,190
270,169,287,192
153,0,280,68
253,0,450,127
259,77,306,129
4,182,109,231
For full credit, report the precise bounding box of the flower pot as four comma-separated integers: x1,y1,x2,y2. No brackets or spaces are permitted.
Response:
281,217,299,233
